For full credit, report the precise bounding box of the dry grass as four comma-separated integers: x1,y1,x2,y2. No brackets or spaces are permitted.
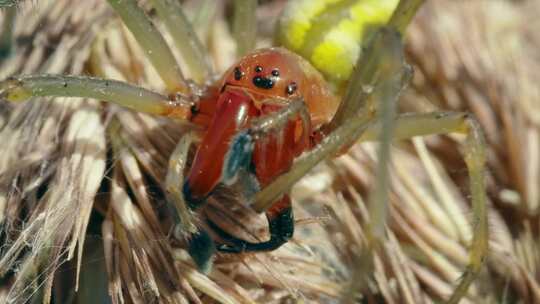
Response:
0,0,539,303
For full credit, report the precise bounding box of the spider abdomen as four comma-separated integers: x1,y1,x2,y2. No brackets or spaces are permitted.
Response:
277,0,399,87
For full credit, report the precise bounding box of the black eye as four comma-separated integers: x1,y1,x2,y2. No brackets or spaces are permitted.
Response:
234,67,244,80
271,69,280,77
255,66,263,73
286,82,297,95
253,76,274,89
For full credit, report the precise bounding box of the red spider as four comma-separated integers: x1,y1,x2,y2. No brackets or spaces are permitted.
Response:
164,47,339,269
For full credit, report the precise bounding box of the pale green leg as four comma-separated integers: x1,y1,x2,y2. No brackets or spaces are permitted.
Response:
149,0,212,84
359,112,476,142
388,0,425,35
191,0,216,39
0,5,16,59
248,99,309,136
233,0,257,57
165,131,217,273
165,131,199,236
364,111,487,304
340,29,408,304
395,113,487,304
326,0,424,132
107,0,187,94
0,75,193,119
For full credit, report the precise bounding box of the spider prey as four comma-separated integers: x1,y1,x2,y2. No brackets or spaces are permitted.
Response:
0,0,487,303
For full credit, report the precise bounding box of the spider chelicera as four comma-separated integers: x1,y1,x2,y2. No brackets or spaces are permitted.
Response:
0,0,487,303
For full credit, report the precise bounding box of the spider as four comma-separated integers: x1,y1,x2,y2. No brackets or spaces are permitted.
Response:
0,0,487,303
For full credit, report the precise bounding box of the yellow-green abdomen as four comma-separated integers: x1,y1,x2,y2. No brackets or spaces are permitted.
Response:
277,0,399,89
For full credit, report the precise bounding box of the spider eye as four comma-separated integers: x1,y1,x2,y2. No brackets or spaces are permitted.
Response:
271,69,280,77
253,76,274,89
255,66,263,73
234,67,244,81
286,82,297,95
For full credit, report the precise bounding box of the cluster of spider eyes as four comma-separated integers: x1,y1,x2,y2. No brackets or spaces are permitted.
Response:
233,66,297,96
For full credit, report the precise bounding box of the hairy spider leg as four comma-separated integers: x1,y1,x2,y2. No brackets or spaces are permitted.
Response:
7,0,215,113
166,132,200,235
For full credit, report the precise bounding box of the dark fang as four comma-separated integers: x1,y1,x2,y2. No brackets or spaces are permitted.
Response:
253,76,274,89
255,65,263,73
182,181,206,210
234,67,243,80
187,230,216,273
286,82,297,95
271,69,280,77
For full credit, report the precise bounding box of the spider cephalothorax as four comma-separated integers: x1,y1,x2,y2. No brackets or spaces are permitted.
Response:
184,47,339,208
181,47,342,270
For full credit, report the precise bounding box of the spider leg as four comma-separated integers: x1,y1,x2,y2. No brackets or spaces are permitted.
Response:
366,112,486,304
0,5,16,59
149,0,212,84
106,0,188,94
165,131,219,273
0,75,194,119
166,131,199,236
233,0,257,56
359,111,480,142
210,195,294,253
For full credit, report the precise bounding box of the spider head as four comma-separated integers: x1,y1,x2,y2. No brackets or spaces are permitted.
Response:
221,47,302,102
220,47,339,127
